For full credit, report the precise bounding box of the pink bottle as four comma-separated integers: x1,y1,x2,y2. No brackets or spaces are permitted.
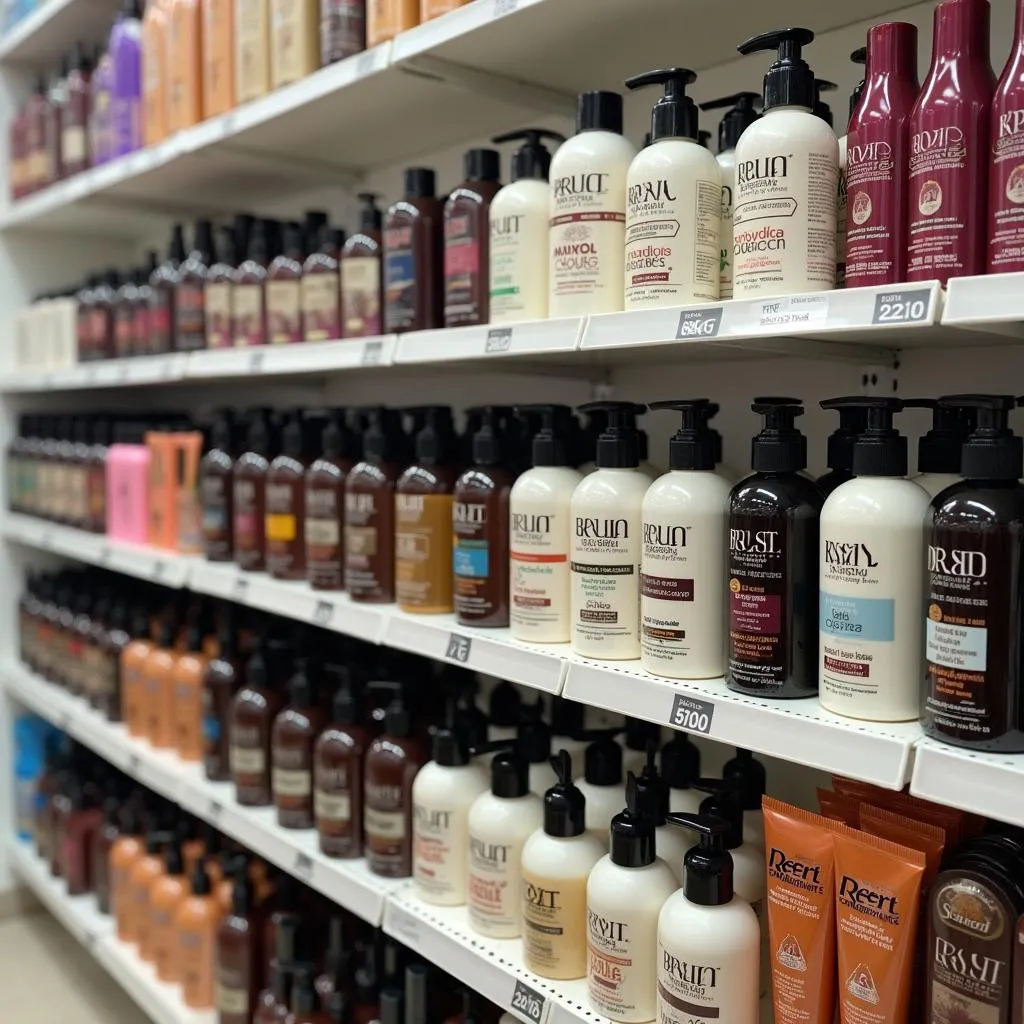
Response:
106,423,150,543
907,0,994,285
845,23,919,288
988,0,1024,274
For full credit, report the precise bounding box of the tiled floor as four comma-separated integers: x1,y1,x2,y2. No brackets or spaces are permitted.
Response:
0,910,149,1024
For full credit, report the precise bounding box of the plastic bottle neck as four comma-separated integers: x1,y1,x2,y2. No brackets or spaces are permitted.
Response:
866,24,918,79
932,0,990,61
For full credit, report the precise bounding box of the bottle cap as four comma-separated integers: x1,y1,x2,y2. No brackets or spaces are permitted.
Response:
467,405,512,466
517,701,552,765
381,684,412,738
362,407,405,463
750,397,807,472
551,695,585,740
813,78,837,126
820,398,868,473
489,681,521,729
190,858,212,895
404,964,428,1024
321,411,361,461
664,813,735,905
722,748,766,811
291,965,318,1015
821,397,907,476
404,168,436,199
848,46,867,120
693,778,744,849
431,699,471,767
514,404,573,467
904,398,970,474
649,399,717,470
584,734,623,786
490,750,529,798
738,28,816,112
625,68,699,142
610,772,657,867
577,401,646,469
409,405,456,465
543,750,586,837
380,987,403,1024
464,148,501,182
168,223,186,264
492,128,565,182
661,734,700,790
356,192,383,232
281,409,305,458
945,395,1023,480
577,90,624,134
634,745,668,826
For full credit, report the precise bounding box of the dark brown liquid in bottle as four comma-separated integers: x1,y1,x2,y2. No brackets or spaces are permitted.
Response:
271,663,324,829
265,416,310,581
313,704,371,859
200,418,235,562
203,626,241,782
231,645,285,806
344,462,400,602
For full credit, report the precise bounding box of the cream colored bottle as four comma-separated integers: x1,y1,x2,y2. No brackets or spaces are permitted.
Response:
521,752,605,980
732,29,838,298
235,0,271,103
549,91,635,317
270,0,317,87
623,69,721,309
570,402,649,661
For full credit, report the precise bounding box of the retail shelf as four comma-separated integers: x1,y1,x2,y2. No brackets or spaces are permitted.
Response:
0,352,188,392
910,738,1024,829
187,336,396,379
941,272,1024,339
561,657,922,790
392,318,584,365
0,0,122,66
384,888,605,1024
8,839,215,1024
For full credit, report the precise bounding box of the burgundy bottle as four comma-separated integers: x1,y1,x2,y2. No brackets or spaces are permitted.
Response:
92,797,120,912
271,658,325,829
10,102,26,199
321,0,365,64
267,221,305,345
233,219,272,347
113,270,139,358
307,413,359,591
76,275,97,362
62,43,92,176
907,0,995,284
266,412,314,581
175,219,213,351
302,226,343,342
90,270,118,360
134,253,158,355
26,76,50,193
58,780,103,894
200,412,236,562
149,225,186,353
45,58,68,185
203,609,242,781
988,0,1024,273
86,418,109,533
99,595,130,720
216,863,263,1024
205,225,239,349
230,639,286,807
234,411,279,573
845,22,919,287
341,194,383,339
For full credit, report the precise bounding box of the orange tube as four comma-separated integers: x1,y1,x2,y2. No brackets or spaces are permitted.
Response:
830,776,964,844
764,796,838,1024
832,824,925,1024
859,805,945,888
817,787,861,827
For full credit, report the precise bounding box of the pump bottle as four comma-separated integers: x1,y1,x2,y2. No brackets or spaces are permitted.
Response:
489,129,564,324
837,51,867,285
641,400,730,679
699,93,761,299
733,29,839,297
575,733,625,846
817,401,867,496
570,402,649,660
521,751,605,980
726,399,823,699
623,69,721,308
586,773,678,1023
660,733,702,815
818,397,929,722
904,397,970,497
634,748,691,884
923,395,1024,753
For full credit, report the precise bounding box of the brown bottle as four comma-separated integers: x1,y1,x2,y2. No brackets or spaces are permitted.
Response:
301,226,343,342
364,685,424,878
315,915,352,1005
93,797,120,914
90,271,118,361
395,406,458,614
59,780,103,895
200,412,237,562
453,407,517,627
267,221,305,345
266,411,313,581
306,413,360,591
443,149,502,327
134,253,158,355
383,168,443,333
149,225,185,354
233,219,273,348
344,408,405,603
216,861,263,1024
86,418,110,534
254,962,294,1024
98,594,131,721
271,657,325,829
203,609,242,781
231,639,286,807
341,194,383,339
205,223,242,349
289,966,330,1024
234,411,280,573
176,219,213,351
114,270,140,358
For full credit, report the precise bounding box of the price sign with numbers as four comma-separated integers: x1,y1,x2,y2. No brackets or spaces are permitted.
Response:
485,327,513,354
446,633,472,663
668,694,715,735
313,600,334,626
362,339,384,366
871,288,931,326
294,852,314,880
208,800,223,821
232,576,249,601
676,306,724,340
509,980,545,1024
249,350,265,374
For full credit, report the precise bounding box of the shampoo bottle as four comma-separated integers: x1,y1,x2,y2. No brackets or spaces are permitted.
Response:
341,193,384,338
722,749,766,848
575,734,624,846
818,397,929,722
306,412,359,592
623,68,722,308
732,28,839,297
640,400,731,679
235,0,271,103
989,0,1024,273
110,0,143,156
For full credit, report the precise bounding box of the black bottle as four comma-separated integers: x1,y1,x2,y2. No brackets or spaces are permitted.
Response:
726,398,823,699
923,395,1024,753
816,400,867,496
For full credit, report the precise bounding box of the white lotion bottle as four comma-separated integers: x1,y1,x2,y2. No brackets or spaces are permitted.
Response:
586,774,679,1023
699,93,762,299
732,28,839,298
509,406,583,644
661,734,703,815
489,129,564,325
818,397,930,722
812,79,843,285
575,734,626,846
641,400,731,679
412,722,489,906
657,815,760,1024
623,68,721,309
906,397,968,498
521,751,605,980
635,749,692,885
549,91,636,317
570,401,650,660
467,752,543,939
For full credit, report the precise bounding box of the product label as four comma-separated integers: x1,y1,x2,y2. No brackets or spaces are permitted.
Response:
216,981,249,1018
321,0,365,62
624,175,719,307
133,304,150,353
344,488,393,601
114,307,134,358
230,744,265,775
232,283,266,347
444,207,483,324
453,493,507,622
384,223,417,331
490,209,546,322
205,281,233,349
265,482,300,575
733,148,838,295
523,869,588,979
365,789,407,875
658,943,728,1024
396,492,454,612
306,484,344,587
314,756,359,856
413,802,469,902
988,106,1024,273
510,505,571,640
233,478,263,569
314,789,351,823
175,282,206,350
266,279,301,344
845,131,907,283
301,272,341,341
201,473,232,559
272,766,311,798
468,831,525,936
341,257,381,337
588,904,656,1020
720,174,734,298
149,292,173,351
62,125,86,165
836,158,848,285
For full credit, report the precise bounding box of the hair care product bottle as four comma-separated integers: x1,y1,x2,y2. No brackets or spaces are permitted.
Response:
813,78,847,285
140,0,166,145
271,657,324,829
550,696,589,767
93,798,120,913
114,270,139,357
266,223,305,345
200,412,236,561
726,399,823,699
121,605,154,735
656,815,759,1024
90,49,113,165
216,862,262,1024
570,401,649,660
722,749,766,848
634,749,690,884
206,225,241,349
341,194,384,338
924,395,1024,752
908,0,994,284
733,29,839,296
149,225,185,354
171,614,209,760
134,252,158,353
443,148,501,327
905,397,970,497
586,772,678,1022
176,859,222,1009
62,43,92,176
150,840,189,982
698,93,761,299
624,69,721,308
453,406,517,627
203,608,241,781
231,639,286,806
345,407,404,603
143,616,178,748
660,734,701,815
396,405,458,614
468,751,543,938
411,713,488,905
845,22,919,287
234,411,279,572
175,220,212,351
111,805,144,939
818,397,929,722
367,0,418,45
306,412,359,591
233,219,272,347
549,91,635,316
202,0,234,118
265,411,313,581
110,0,143,156
235,0,271,103
989,0,1024,272
640,400,730,679
130,827,168,959
322,0,365,64
167,0,201,132
816,402,868,496
270,0,317,87
489,129,563,324
518,701,558,798
301,225,342,342
575,734,624,846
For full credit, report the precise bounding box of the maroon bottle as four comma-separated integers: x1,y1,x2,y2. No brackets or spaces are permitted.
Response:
234,412,279,573
267,221,304,345
907,0,995,284
62,44,92,176
306,413,359,591
201,413,236,562
230,640,286,807
203,610,241,781
92,798,120,913
175,219,213,351
265,411,311,581
45,58,67,185
149,225,186,353
90,270,118,360
58,781,103,894
75,276,96,362
321,0,365,65
845,22,919,287
26,76,50,193
988,0,1024,273
302,226,343,342
271,659,325,829
233,219,272,347
114,270,139,358
205,224,240,349
216,863,263,1024
134,253,158,355
341,195,383,339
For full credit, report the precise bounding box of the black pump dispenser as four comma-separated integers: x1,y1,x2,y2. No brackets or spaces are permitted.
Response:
819,399,868,488
849,47,867,121
577,91,624,134
947,395,1023,480
738,28,817,112
578,401,646,470
634,746,669,826
625,68,700,142
543,750,586,837
722,749,766,812
464,148,501,182
649,399,717,470
584,733,623,787
813,79,837,126
410,405,456,465
664,813,734,905
694,778,745,849
905,398,970,475
492,129,565,182
750,398,807,472
516,404,573,467
610,773,657,868
467,406,512,467
820,397,907,476
699,92,762,151
661,734,700,792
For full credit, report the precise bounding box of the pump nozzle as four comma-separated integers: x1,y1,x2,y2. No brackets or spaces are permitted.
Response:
904,398,970,475
648,399,717,470
542,750,586,837
609,772,657,867
491,128,565,182
624,68,699,142
577,401,646,470
699,92,762,153
820,396,906,476
813,79,837,127
514,404,573,467
941,395,1022,480
663,812,734,904
356,193,383,233
738,28,816,112
750,398,807,472
820,396,869,475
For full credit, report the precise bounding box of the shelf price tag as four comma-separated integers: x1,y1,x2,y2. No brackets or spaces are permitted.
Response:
128,753,141,774
668,695,715,736
388,905,422,947
871,288,931,326
757,295,829,331
485,327,513,354
151,560,166,582
509,981,546,1024
249,350,265,374
294,852,314,880
493,0,519,15
676,306,724,340
313,600,335,626
446,633,472,663
208,800,223,821
232,576,249,602
362,340,384,366
356,49,378,77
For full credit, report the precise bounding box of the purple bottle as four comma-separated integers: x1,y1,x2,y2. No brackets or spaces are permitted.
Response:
108,0,143,159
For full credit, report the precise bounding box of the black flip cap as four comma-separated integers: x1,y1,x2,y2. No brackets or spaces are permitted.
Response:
666,813,734,905
489,681,521,728
551,695,584,738
649,399,717,470
821,398,868,472
738,28,817,111
661,734,700,789
464,148,501,182
722,748,766,810
491,751,529,798
610,772,657,867
380,988,403,1024
492,129,565,182
750,397,807,472
700,92,762,150
578,90,624,134
321,412,360,461
822,397,906,476
905,398,963,474
585,735,623,786
517,703,551,765
431,718,470,767
404,964,428,1024
625,68,699,142
544,750,586,837
947,395,1023,480
404,168,436,199
578,401,646,469
516,404,573,467
281,410,305,458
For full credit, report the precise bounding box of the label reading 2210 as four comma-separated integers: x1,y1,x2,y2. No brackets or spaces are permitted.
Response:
668,695,716,735
871,289,931,325
510,981,545,1024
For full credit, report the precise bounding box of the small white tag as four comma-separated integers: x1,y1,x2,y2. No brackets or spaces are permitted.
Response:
757,295,829,331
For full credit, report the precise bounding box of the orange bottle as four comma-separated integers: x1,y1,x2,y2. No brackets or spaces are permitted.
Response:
122,607,156,736
367,0,418,46
111,806,145,942
129,830,168,960
143,617,178,748
142,0,169,145
202,0,235,118
176,860,224,1009
167,0,202,133
150,841,190,982
420,0,468,19
172,616,209,760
